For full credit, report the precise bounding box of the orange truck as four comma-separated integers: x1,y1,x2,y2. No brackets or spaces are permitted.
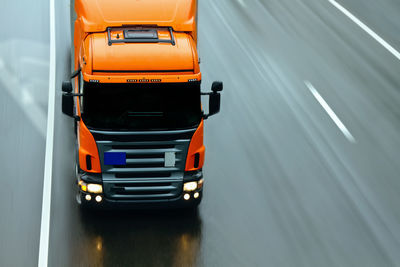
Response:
61,0,223,209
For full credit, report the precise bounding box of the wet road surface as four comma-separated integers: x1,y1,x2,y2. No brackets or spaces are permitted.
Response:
1,0,400,266
0,0,49,266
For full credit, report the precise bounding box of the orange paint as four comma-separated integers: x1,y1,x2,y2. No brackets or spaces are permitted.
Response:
185,121,205,171
78,120,101,173
73,0,203,174
74,0,199,83
82,73,201,84
75,0,197,38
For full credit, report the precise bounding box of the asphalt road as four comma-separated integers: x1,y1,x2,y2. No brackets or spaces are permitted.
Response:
0,0,49,266
1,0,400,266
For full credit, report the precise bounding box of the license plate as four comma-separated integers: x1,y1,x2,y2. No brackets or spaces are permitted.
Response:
104,152,126,165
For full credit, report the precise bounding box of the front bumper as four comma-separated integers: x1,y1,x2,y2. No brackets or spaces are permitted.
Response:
78,190,203,210
77,170,204,210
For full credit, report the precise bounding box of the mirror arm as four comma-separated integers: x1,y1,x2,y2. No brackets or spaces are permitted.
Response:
202,110,210,120
71,94,82,121
70,68,81,79
201,92,212,96
64,93,83,97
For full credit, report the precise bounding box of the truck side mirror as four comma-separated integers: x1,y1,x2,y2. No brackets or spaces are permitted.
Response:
62,81,73,93
211,81,223,93
205,81,223,118
208,91,221,117
62,94,74,117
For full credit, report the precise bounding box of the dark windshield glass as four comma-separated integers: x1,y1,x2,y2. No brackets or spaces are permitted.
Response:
82,82,202,131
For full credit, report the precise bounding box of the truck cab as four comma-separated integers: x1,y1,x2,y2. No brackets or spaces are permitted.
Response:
62,0,222,209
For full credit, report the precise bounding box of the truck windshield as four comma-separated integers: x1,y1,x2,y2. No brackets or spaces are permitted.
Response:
81,82,202,131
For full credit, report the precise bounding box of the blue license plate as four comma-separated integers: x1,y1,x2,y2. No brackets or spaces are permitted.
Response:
104,152,126,165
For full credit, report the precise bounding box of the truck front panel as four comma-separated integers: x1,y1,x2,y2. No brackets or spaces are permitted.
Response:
94,128,193,201
76,81,205,208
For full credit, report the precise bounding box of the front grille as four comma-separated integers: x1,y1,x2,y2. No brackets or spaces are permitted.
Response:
115,172,171,178
115,162,165,168
93,128,195,201
112,144,175,150
104,180,181,200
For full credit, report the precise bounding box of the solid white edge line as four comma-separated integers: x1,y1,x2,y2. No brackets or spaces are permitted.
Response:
38,0,56,265
329,0,400,61
305,81,356,143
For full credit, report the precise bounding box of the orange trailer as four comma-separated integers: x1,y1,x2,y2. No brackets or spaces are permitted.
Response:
61,0,223,209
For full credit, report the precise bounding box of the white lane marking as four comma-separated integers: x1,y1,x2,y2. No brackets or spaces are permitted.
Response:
329,0,400,61
38,0,56,265
305,81,356,143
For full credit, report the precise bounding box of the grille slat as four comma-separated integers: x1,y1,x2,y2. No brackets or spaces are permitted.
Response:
112,144,175,150
126,153,164,159
111,193,177,200
121,186,177,192
125,158,181,164
106,181,180,200
115,173,172,178
108,167,179,173
116,163,164,168
113,182,174,187
110,148,182,154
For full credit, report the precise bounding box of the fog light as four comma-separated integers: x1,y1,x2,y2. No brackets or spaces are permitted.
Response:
184,182,197,192
184,194,190,201
85,194,92,201
87,184,103,194
95,195,102,203
194,192,200,199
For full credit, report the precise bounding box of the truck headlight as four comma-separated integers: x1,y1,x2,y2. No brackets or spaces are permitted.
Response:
184,181,198,192
198,178,204,189
87,184,103,194
79,180,87,192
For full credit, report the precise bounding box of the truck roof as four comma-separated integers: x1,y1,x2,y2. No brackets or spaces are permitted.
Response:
76,0,197,33
80,27,201,83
